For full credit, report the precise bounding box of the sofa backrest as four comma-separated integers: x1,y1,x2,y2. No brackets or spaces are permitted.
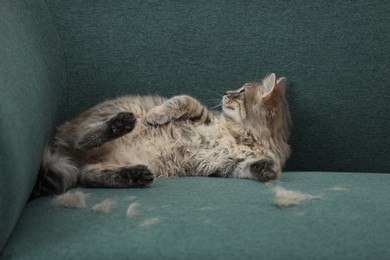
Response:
47,0,390,173
0,0,67,251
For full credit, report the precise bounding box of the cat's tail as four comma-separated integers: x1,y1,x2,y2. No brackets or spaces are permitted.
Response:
30,147,79,200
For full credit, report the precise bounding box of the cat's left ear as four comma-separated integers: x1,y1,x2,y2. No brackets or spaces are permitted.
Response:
262,73,277,106
276,77,286,95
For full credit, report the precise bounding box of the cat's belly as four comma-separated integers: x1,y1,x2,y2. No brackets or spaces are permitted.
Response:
102,121,220,178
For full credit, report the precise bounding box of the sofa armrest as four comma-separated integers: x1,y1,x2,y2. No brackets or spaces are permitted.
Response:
0,0,67,251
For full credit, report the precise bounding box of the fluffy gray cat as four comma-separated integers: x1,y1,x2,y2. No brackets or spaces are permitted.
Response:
31,73,292,198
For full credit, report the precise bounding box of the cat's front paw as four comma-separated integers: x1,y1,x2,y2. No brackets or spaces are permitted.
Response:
146,107,171,126
250,159,277,182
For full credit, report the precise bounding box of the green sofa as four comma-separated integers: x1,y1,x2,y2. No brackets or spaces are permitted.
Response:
1,0,389,259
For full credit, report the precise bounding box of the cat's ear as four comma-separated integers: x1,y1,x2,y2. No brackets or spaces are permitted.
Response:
276,77,286,95
262,73,277,106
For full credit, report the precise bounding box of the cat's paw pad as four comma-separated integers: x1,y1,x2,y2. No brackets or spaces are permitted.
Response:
108,112,136,137
250,159,277,182
146,108,170,126
127,165,155,187
116,166,154,188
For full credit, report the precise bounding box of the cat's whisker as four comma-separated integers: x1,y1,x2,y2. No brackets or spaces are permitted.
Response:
203,98,221,101
205,89,224,98
210,103,223,110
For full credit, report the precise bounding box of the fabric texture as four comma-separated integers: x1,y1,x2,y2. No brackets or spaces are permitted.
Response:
1,0,390,256
3,172,390,259
0,0,67,251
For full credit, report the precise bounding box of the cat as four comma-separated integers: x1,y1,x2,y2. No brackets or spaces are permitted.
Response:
30,73,292,199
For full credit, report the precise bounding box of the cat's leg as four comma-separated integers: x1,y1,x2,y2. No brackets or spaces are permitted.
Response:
79,163,154,188
209,158,279,182
74,112,136,151
146,95,212,125
235,158,280,182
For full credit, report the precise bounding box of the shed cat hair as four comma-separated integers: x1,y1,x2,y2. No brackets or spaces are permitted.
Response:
31,73,292,198
272,187,322,208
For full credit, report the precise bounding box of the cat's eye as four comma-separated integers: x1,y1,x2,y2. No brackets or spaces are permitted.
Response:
224,87,245,97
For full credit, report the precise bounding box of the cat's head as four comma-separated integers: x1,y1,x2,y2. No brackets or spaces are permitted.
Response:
222,73,292,141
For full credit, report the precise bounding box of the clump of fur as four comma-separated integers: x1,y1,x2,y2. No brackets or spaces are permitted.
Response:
273,187,321,208
91,199,117,213
327,185,348,191
140,218,159,228
52,190,88,209
126,202,141,218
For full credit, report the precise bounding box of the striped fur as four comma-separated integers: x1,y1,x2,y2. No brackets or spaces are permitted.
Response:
31,73,291,198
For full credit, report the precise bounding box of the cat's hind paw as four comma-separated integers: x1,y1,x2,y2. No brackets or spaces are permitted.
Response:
108,112,137,137
119,165,155,187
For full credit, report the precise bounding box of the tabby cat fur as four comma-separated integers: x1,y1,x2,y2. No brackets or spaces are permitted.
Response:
31,73,292,198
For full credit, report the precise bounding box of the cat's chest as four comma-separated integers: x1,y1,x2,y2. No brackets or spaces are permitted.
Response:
235,131,258,148
229,130,274,158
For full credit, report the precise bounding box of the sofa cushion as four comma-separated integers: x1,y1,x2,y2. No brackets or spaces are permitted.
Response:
3,172,390,259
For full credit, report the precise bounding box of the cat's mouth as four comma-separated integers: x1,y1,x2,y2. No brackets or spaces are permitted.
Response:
222,96,234,110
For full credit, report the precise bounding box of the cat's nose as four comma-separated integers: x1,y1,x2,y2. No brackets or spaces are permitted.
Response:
223,92,228,96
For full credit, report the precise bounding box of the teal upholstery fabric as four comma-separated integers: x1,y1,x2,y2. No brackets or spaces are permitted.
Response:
1,0,390,257
46,0,390,173
0,0,67,251
3,172,390,259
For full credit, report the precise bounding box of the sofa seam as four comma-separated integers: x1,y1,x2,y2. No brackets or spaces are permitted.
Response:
43,0,71,123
